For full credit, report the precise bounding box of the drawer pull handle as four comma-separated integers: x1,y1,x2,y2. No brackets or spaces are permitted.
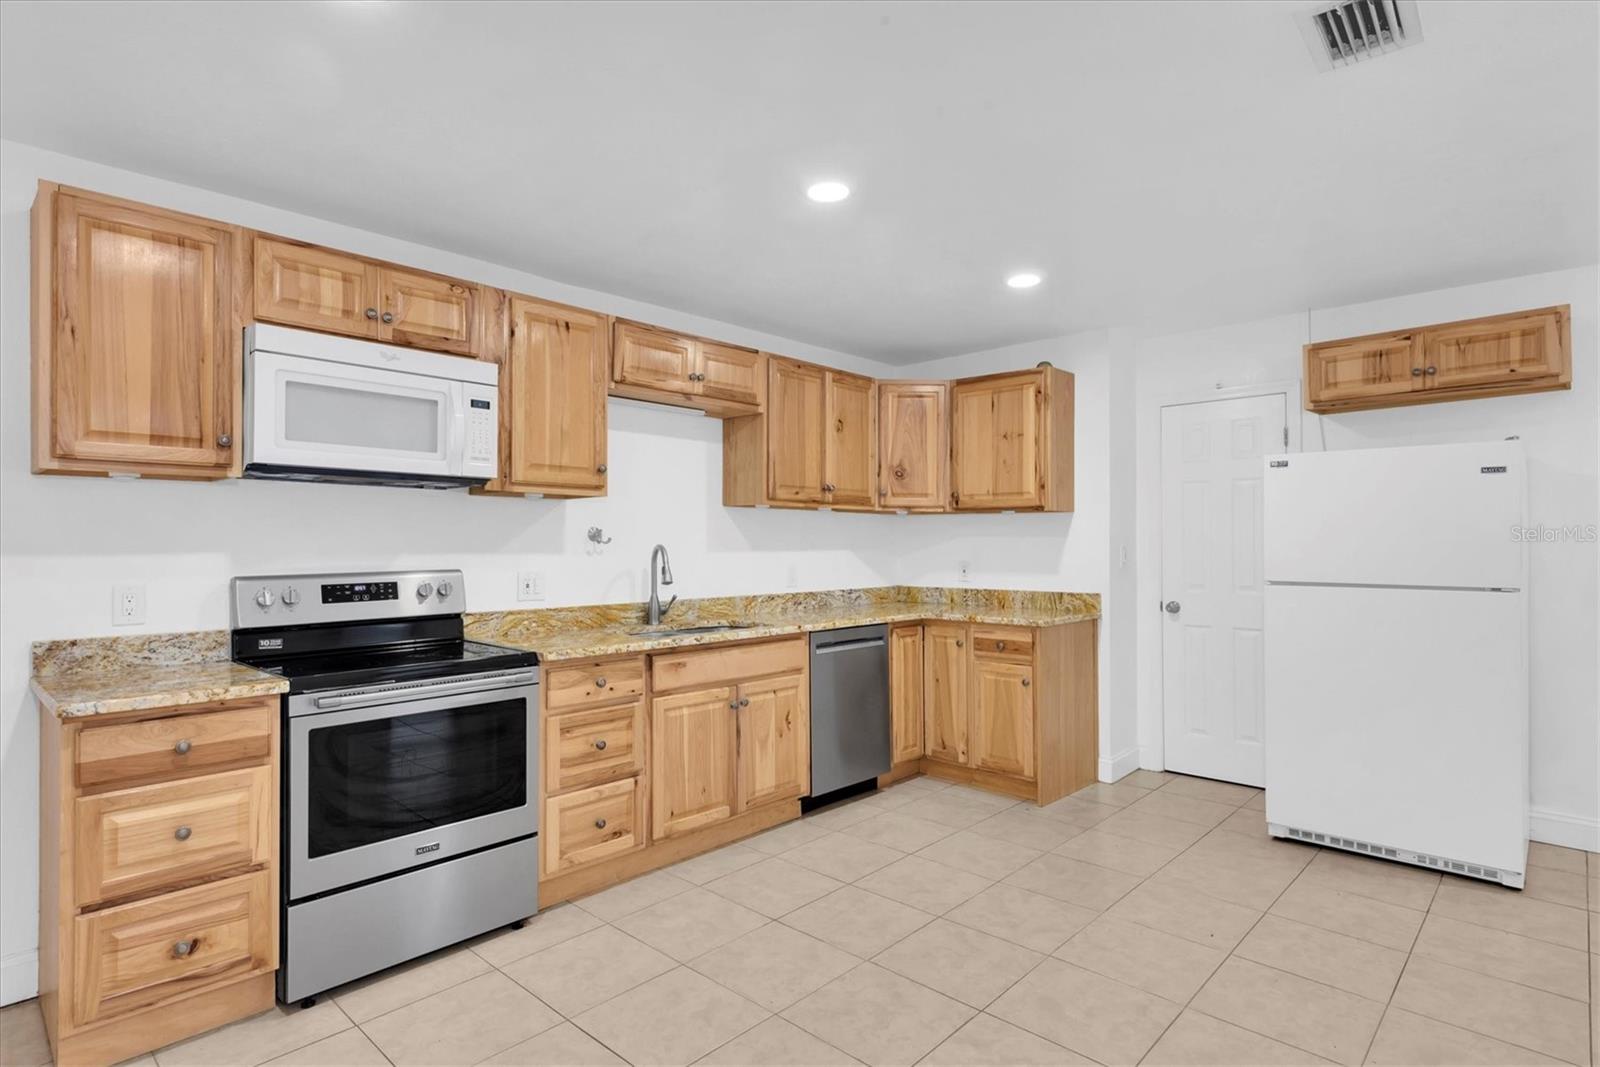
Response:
174,826,192,842
594,738,607,750
594,677,607,689
594,818,607,829
174,739,192,755
173,939,195,958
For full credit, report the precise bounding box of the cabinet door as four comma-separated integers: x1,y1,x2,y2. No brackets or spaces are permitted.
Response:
504,296,608,492
735,673,809,810
1304,334,1422,407
971,658,1035,779
651,686,736,839
879,382,948,510
615,323,696,395
824,371,876,507
48,194,237,472
379,267,477,356
951,373,1042,510
767,358,826,503
254,237,378,338
697,342,762,406
923,624,969,764
889,625,925,765
1421,309,1566,391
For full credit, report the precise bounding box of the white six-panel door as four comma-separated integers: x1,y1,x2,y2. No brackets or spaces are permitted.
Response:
1160,393,1288,787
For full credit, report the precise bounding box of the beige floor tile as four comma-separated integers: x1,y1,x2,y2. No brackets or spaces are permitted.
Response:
1125,789,1237,828
1589,874,1598,913
576,868,694,921
940,783,1025,810
0,1001,50,1067
783,962,974,1066
803,798,878,831
1269,880,1425,952
118,1057,160,1067
1234,914,1407,1002
1054,915,1227,1003
1105,880,1262,952
1243,790,1267,811
1431,879,1588,949
1190,957,1384,1065
873,919,1044,1008
897,791,1016,830
1390,956,1590,1065
1031,795,1121,829
1215,805,1269,837
782,885,933,957
471,903,603,967
703,857,844,918
1118,769,1178,790
500,924,675,1016
575,967,768,1067
841,810,957,852
745,818,834,855
780,830,905,882
1528,841,1590,875
691,922,859,1011
1051,827,1183,877
916,830,1043,880
1297,850,1439,912
988,958,1180,1065
261,1028,388,1066
696,1016,859,1065
851,787,920,814
669,842,766,885
1094,808,1211,849
1364,1006,1566,1066
614,886,769,961
855,854,994,915
1071,781,1152,808
1412,912,1590,1001
967,809,1088,851
1591,851,1600,876
1523,863,1590,909
1143,1009,1333,1065
945,883,1100,954
480,1021,625,1065
1151,829,1313,910
360,971,560,1066
1004,853,1142,911
920,1013,1094,1066
331,943,490,1024
1159,776,1261,807
156,1000,351,1067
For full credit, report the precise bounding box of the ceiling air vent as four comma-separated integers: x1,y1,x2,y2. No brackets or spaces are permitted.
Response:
1298,0,1423,71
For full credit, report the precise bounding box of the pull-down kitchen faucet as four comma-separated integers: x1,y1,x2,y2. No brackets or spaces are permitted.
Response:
646,544,677,625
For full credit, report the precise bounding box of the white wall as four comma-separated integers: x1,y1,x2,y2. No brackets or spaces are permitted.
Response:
1132,266,1600,852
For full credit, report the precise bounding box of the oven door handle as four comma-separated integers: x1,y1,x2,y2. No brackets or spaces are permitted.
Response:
312,671,538,711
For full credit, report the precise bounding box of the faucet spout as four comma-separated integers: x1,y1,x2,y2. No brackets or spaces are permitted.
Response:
647,544,676,625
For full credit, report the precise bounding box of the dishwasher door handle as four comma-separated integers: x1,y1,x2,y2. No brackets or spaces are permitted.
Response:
813,637,887,655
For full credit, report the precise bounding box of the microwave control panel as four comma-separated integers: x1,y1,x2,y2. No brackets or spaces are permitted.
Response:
467,397,495,464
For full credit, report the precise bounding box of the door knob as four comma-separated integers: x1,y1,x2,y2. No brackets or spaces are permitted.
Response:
1411,367,1423,377
364,307,379,320
174,826,192,841
594,818,607,830
597,464,608,474
739,698,750,708
217,434,232,447
1021,678,1031,688
1425,366,1437,375
173,739,192,755
1164,601,1181,614
173,939,195,958
594,738,607,750
380,311,395,324
594,677,607,689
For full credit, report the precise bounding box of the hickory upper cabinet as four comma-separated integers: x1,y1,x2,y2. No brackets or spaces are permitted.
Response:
32,183,243,479
610,321,763,415
724,357,876,510
878,381,949,511
950,366,1074,512
253,236,493,358
478,295,609,498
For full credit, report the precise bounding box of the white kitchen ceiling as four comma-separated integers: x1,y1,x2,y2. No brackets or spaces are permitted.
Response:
2,1,1594,363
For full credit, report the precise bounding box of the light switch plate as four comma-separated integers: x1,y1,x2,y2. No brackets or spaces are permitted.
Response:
112,583,146,625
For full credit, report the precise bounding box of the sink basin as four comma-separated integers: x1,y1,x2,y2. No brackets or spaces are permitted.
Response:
627,621,762,637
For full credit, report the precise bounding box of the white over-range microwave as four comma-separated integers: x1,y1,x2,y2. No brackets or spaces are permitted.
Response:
243,324,499,489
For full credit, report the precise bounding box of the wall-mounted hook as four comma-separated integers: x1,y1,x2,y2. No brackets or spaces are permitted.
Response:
587,526,613,546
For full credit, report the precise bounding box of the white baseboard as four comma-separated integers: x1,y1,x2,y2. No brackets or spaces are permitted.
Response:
1099,746,1141,783
1530,807,1600,853
0,950,37,1007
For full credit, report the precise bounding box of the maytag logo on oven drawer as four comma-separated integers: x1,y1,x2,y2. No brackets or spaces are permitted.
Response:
415,842,441,856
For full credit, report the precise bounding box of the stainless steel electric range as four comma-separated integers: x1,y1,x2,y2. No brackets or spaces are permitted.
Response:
230,570,539,1006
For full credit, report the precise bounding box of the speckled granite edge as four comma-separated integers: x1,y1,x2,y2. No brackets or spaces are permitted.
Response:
32,629,232,675
31,661,288,719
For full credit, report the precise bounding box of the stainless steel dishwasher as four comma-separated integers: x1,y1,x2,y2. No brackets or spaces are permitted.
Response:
809,624,891,797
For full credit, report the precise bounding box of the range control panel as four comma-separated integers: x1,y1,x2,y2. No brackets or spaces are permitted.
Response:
321,580,399,604
229,570,465,628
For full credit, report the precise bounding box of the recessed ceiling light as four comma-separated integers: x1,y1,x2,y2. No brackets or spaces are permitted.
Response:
806,181,850,203
1006,272,1042,289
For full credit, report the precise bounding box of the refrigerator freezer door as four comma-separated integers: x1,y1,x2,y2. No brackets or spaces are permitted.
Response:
1264,441,1526,589
1264,583,1528,879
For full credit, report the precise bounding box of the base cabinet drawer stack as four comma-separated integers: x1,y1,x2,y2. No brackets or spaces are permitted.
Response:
39,697,281,1067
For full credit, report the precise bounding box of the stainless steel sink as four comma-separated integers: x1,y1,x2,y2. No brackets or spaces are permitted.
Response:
627,621,762,637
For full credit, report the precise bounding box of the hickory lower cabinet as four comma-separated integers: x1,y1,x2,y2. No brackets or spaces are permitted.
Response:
537,637,809,905
37,697,280,1067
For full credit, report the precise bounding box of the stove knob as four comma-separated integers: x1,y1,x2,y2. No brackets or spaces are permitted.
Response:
282,587,301,607
436,581,453,600
254,587,276,610
416,581,435,601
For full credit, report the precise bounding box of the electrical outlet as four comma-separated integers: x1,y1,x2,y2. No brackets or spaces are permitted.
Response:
957,561,972,584
112,584,145,626
517,571,545,602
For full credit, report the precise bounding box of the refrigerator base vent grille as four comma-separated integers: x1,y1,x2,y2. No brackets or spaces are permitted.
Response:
1280,825,1517,886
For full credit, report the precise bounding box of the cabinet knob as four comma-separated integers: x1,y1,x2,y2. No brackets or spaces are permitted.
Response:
174,825,192,841
365,307,379,320
1021,678,1031,688
955,639,964,648
173,939,195,958
823,482,835,493
1411,367,1423,377
996,641,1006,651
730,699,740,709
594,818,607,829
739,697,750,708
381,311,395,324
216,434,232,448
174,739,192,755
594,738,607,751
596,464,608,474
1425,366,1437,375
594,677,607,689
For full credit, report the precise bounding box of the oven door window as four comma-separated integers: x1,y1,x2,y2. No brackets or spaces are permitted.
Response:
305,697,526,859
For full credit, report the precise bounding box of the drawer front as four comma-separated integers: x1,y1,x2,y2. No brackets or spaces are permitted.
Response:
76,767,273,905
543,777,643,875
76,701,276,789
651,638,806,693
546,657,646,712
971,627,1034,663
545,701,645,793
73,868,274,1027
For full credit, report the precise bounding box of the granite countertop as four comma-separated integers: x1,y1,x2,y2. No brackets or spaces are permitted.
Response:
31,660,288,719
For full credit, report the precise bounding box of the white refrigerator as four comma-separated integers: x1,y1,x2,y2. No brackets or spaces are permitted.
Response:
1263,440,1528,888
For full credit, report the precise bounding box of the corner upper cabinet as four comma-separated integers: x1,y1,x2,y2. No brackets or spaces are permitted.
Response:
32,183,242,479
950,366,1074,512
723,358,877,510
1303,306,1570,413
878,381,949,511
610,321,762,415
